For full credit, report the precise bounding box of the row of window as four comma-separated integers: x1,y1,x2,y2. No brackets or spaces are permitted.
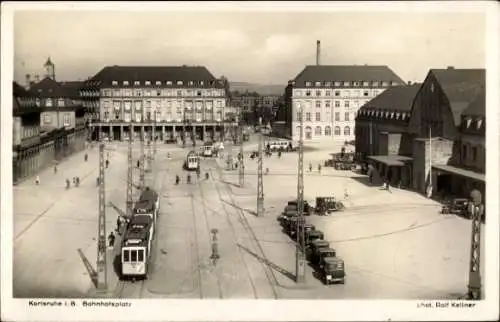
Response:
297,112,356,122
462,143,483,164
294,89,382,98
463,117,484,130
296,125,352,137
101,88,226,98
111,79,223,87
295,99,369,109
303,80,398,88
32,98,81,108
101,111,224,123
42,113,72,126
21,126,39,140
101,99,225,110
123,248,144,262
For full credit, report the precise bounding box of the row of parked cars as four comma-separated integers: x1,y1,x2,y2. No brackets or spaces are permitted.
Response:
277,200,346,285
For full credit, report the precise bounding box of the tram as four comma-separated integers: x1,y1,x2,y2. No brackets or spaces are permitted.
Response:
203,141,214,157
134,187,160,224
120,214,154,279
184,150,200,171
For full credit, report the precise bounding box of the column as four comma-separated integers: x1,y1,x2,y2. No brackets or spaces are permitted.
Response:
203,125,206,141
120,126,124,142
172,126,176,139
162,126,166,141
141,126,145,141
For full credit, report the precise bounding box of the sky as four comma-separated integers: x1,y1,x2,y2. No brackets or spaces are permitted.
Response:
12,4,487,86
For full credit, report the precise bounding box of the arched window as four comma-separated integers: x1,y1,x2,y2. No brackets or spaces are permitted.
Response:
334,126,341,136
305,126,312,139
315,126,322,135
325,126,332,136
344,126,351,136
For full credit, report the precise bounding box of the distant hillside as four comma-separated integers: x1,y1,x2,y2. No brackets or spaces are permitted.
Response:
229,82,286,96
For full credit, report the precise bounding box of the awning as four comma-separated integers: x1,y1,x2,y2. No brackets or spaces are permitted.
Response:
432,164,485,183
367,155,413,167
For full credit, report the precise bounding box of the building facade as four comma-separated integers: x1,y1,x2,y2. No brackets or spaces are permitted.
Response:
284,65,405,142
407,68,485,196
355,83,421,187
82,66,231,142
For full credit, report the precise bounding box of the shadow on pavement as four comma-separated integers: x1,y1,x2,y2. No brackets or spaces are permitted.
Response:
77,248,98,288
349,174,382,188
237,243,295,282
113,254,122,281
221,199,258,217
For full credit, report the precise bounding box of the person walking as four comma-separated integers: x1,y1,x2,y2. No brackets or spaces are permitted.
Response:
318,164,322,174
108,231,116,248
309,163,312,173
84,153,88,162
35,175,40,185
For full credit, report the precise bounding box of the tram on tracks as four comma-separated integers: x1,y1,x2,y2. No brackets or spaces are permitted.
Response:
120,187,159,280
203,141,214,157
184,150,200,171
120,214,154,279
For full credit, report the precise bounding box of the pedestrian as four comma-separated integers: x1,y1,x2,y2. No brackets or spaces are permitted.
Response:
137,160,140,168
344,188,349,199
385,178,391,192
265,167,269,175
278,151,282,158
318,164,322,174
54,164,58,174
66,178,71,189
84,153,88,162
187,174,191,184
108,231,116,248
72,177,76,184
75,177,80,187
205,172,209,180
105,159,109,169
35,175,40,185
196,168,201,180
309,163,312,173
96,177,100,186
175,175,180,185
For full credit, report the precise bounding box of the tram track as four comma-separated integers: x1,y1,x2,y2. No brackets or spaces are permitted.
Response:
113,152,167,299
194,177,224,299
209,160,279,299
188,191,205,299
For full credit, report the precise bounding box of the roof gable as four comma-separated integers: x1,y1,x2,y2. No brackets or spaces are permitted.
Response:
293,65,405,87
29,77,83,98
360,83,422,112
13,81,33,97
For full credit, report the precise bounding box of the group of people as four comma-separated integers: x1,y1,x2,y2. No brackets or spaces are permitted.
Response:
175,168,209,185
308,163,322,174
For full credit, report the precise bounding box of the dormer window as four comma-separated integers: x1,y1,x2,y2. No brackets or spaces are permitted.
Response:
166,81,172,85
315,81,321,87
385,111,390,118
305,82,312,87
156,81,162,86
466,118,472,128
372,81,379,87
390,112,394,119
177,81,183,85
382,81,389,87
334,81,341,87
200,81,204,86
145,81,151,86
112,81,118,86
189,81,194,86
123,81,129,86
325,82,331,87
396,112,400,119
363,81,369,87
353,82,359,87
476,119,483,129
134,81,140,86
343,81,350,87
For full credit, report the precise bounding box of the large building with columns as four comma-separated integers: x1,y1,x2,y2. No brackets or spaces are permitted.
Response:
81,65,232,142
283,65,405,143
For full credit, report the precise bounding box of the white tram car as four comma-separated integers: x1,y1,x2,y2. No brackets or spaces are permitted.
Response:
120,187,159,279
202,142,214,157
184,151,200,171
120,215,154,279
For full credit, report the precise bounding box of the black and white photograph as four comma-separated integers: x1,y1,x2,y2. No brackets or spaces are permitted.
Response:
1,1,499,321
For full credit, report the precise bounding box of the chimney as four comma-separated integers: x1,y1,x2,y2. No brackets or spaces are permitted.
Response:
34,74,40,83
316,40,321,65
407,81,412,85
25,74,31,90
447,66,454,70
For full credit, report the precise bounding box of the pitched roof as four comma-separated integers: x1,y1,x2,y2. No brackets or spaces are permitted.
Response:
13,81,33,98
293,65,405,87
462,89,485,117
431,68,485,125
29,77,83,98
360,83,422,112
87,65,223,88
